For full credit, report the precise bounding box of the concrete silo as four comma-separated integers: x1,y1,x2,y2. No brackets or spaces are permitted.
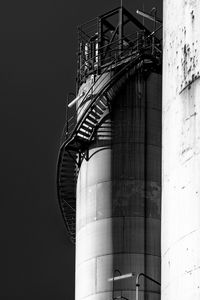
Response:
162,1,200,299
57,6,162,300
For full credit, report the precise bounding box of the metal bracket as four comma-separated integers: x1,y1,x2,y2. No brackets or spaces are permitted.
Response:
85,149,89,161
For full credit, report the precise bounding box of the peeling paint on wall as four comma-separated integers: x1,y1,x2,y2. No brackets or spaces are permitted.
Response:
163,0,200,299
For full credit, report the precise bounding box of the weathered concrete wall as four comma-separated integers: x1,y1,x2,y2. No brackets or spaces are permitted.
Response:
162,1,200,299
76,70,161,300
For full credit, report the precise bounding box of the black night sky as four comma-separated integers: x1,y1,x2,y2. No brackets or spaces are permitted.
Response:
3,1,162,299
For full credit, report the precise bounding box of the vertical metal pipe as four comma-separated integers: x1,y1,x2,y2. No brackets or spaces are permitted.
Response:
136,274,140,300
136,273,160,300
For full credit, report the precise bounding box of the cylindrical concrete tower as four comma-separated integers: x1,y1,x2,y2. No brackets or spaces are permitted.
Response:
76,69,162,300
162,1,200,299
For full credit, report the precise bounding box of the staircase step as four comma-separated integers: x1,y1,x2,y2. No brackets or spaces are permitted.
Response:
62,194,75,198
84,119,96,127
62,202,75,208
100,96,108,105
60,175,73,180
60,177,75,183
62,156,76,161
93,106,104,115
60,168,76,173
62,205,75,211
90,110,101,119
61,162,75,167
96,101,107,110
61,171,75,176
79,128,92,136
61,163,76,168
62,156,75,161
77,132,90,140
62,199,76,204
61,165,75,169
61,198,76,204
59,182,76,188
60,175,76,180
77,129,90,137
60,184,75,189
66,219,75,223
60,191,75,196
86,115,98,123
81,123,93,131
59,182,75,191
62,155,76,161
61,198,76,203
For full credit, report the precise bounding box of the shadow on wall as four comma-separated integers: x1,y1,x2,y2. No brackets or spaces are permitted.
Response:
110,70,161,300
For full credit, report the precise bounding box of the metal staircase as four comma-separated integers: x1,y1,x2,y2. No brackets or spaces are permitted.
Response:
57,144,77,242
56,6,162,243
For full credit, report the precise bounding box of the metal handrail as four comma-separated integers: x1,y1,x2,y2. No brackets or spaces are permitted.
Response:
76,28,161,110
77,24,161,56
136,273,160,300
77,26,162,86
77,32,145,69
112,269,121,300
78,33,140,69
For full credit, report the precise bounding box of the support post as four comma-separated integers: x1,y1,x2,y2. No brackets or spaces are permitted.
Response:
135,273,160,300
118,7,123,56
97,17,102,74
112,269,121,300
66,92,76,134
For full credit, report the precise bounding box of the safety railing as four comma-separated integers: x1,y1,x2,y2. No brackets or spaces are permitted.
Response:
77,30,150,86
77,22,162,87
67,26,162,138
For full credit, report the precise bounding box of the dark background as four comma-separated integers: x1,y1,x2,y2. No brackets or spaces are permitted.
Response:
2,0,162,299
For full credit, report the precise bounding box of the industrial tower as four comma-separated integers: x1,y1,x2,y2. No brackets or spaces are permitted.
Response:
162,0,200,299
57,6,162,300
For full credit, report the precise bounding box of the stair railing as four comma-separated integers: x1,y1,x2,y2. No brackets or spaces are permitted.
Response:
136,273,160,300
